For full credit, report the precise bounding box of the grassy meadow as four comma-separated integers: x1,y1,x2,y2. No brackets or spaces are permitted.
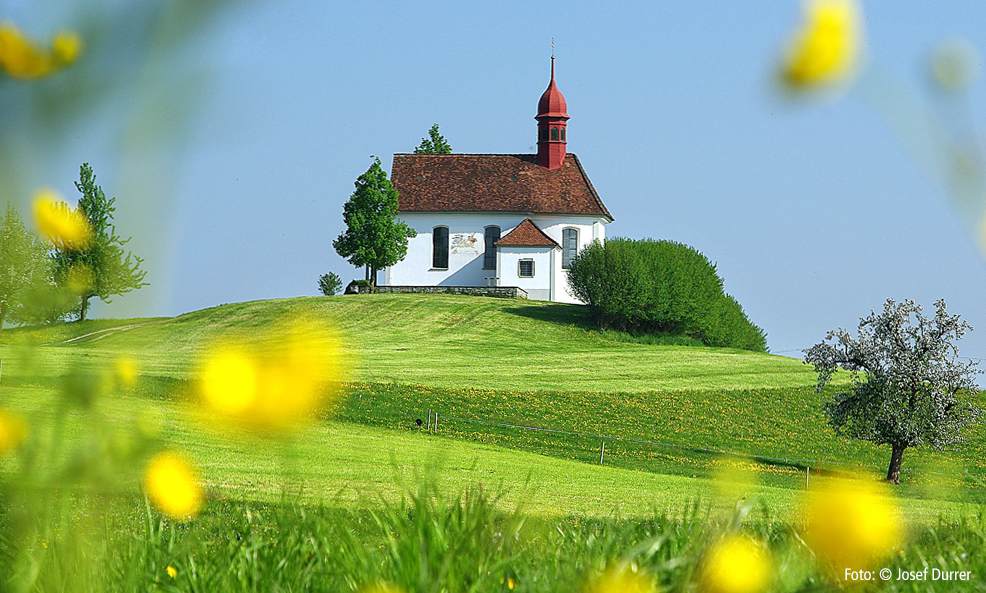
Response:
3,293,986,591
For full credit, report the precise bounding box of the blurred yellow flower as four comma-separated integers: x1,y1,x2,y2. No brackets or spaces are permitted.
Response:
197,317,347,433
116,356,139,388
66,263,95,293
0,408,29,455
166,566,177,579
143,451,204,521
700,534,771,593
52,31,81,66
32,189,92,250
0,22,81,79
802,478,902,574
586,567,655,593
360,584,404,593
781,0,862,88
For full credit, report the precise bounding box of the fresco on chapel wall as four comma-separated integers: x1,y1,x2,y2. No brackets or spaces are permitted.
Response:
450,233,480,254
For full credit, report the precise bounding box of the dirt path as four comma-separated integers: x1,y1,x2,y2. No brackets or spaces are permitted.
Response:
60,322,155,345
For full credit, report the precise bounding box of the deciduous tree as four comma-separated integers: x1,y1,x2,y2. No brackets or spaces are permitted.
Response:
413,124,452,154
54,163,147,321
333,158,416,286
0,205,49,331
804,299,982,484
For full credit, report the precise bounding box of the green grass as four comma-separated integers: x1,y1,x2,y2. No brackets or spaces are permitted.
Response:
2,293,983,517
3,294,820,392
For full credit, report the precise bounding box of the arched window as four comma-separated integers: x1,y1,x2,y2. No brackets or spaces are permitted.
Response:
540,127,549,141
560,128,566,141
432,227,449,269
562,228,578,269
484,226,500,269
551,127,559,141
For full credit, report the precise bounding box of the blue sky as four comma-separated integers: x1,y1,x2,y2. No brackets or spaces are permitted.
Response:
4,1,986,363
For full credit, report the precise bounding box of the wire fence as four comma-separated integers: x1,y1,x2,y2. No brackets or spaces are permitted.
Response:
417,410,986,484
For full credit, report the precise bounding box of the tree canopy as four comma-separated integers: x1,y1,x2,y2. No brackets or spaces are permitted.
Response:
804,298,982,484
53,163,147,321
333,158,416,285
413,124,452,154
0,205,49,331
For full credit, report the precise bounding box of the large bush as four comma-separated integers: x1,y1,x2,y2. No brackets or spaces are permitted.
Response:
567,238,767,352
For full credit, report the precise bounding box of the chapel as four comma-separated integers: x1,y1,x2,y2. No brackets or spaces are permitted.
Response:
382,58,613,303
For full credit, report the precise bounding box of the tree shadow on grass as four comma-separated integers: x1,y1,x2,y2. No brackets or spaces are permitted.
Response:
501,303,597,331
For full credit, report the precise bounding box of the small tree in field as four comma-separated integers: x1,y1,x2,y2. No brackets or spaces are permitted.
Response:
413,124,452,154
804,299,982,484
54,163,147,321
333,157,416,286
318,272,343,296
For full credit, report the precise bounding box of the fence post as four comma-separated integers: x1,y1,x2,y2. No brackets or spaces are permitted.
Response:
806,466,810,489
427,409,431,431
434,412,438,433
599,442,605,464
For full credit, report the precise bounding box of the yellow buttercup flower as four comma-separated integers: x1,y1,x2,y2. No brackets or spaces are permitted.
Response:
0,408,29,455
802,478,902,575
197,316,348,433
586,567,655,593
143,451,204,521
700,534,771,593
32,189,92,250
0,22,81,79
166,566,177,579
781,0,862,88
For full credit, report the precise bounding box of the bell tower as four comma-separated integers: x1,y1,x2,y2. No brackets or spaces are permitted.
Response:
536,56,569,170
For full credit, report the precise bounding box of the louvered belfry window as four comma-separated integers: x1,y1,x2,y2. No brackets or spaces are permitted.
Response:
484,226,500,269
562,228,578,269
433,227,449,269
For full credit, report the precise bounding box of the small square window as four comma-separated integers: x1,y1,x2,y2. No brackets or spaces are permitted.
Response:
518,259,534,278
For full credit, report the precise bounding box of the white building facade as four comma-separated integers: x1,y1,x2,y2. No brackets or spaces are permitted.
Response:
380,59,613,303
384,212,607,303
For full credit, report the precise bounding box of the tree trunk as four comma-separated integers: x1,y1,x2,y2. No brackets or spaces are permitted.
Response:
364,265,370,281
80,295,89,322
886,444,906,484
371,266,377,287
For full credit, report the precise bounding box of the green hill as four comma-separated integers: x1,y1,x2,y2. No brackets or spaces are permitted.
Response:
3,294,984,513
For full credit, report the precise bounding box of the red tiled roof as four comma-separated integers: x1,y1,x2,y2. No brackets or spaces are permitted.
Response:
390,153,613,221
495,218,560,248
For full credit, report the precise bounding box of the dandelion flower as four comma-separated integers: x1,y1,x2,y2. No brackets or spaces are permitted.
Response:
700,534,771,593
781,0,862,89
32,189,92,250
0,408,28,455
143,451,204,521
166,566,177,579
0,22,80,79
803,478,902,574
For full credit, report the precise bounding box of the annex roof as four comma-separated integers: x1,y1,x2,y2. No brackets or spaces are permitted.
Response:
390,153,613,221
495,218,560,248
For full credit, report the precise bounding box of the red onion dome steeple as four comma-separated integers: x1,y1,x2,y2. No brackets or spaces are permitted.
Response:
536,56,569,171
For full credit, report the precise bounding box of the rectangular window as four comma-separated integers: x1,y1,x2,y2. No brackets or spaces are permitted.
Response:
484,226,500,269
432,227,449,269
518,259,534,278
562,228,578,269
